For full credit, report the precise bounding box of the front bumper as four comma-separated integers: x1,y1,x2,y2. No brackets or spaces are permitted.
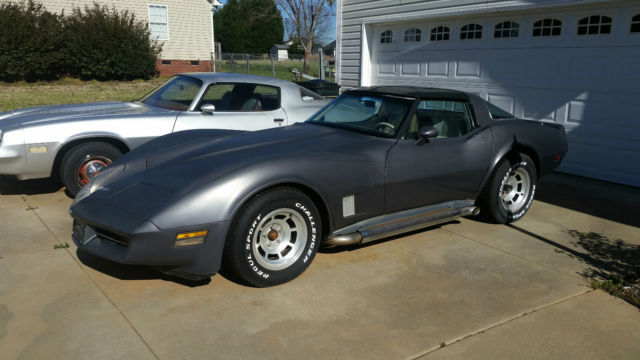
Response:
70,203,231,280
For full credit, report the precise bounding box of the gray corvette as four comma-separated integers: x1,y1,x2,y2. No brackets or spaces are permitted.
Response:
69,86,567,287
0,73,327,196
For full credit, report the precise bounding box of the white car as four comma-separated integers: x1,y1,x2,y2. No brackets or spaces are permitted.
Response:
0,73,328,195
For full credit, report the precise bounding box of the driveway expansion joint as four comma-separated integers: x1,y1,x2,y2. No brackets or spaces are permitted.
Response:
410,289,594,359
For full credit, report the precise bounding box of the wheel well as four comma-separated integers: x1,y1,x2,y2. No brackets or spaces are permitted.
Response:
242,182,331,240
509,145,541,181
51,137,130,180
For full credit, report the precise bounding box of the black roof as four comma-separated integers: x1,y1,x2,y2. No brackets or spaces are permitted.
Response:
345,86,469,100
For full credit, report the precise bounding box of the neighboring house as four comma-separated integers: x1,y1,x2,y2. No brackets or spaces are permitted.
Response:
323,40,336,57
336,0,640,187
270,44,290,60
20,0,214,75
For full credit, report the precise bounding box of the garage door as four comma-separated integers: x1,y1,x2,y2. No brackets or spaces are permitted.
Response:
367,7,640,187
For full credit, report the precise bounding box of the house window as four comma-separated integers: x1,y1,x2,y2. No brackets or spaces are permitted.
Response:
631,14,640,33
404,28,421,42
380,30,394,44
532,18,562,37
430,26,450,41
148,5,169,40
494,21,519,38
460,24,483,39
577,15,612,35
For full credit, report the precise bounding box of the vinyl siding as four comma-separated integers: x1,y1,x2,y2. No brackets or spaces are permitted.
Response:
11,0,213,61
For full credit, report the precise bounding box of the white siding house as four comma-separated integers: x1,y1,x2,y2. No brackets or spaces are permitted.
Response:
336,0,640,187
14,0,214,75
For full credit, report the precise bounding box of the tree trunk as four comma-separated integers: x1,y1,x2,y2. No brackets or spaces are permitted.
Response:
303,50,311,75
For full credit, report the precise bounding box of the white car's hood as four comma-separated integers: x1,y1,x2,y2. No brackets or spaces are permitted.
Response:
0,101,167,129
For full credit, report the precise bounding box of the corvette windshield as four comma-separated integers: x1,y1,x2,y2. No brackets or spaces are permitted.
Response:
140,76,203,111
308,94,412,137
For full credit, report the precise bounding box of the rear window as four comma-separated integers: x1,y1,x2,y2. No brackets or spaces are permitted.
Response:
300,87,325,101
486,101,515,119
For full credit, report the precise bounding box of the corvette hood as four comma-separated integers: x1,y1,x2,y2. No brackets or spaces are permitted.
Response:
85,123,383,196
0,101,162,129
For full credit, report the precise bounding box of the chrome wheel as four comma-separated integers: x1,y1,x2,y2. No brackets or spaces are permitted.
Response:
77,155,112,186
252,208,308,271
500,167,531,212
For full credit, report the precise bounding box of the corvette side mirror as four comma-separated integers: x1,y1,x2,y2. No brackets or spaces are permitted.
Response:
200,104,216,115
415,125,439,145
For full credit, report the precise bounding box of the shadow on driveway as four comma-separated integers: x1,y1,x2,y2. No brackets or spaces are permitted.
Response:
536,172,640,228
0,175,64,195
76,251,211,288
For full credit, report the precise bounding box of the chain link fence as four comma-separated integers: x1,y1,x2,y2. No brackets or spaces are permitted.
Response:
213,53,335,82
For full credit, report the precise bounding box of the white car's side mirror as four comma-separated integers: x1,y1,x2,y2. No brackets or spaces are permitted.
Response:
200,104,216,114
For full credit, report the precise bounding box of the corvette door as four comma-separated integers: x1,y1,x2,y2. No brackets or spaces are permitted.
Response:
385,100,493,213
173,83,288,132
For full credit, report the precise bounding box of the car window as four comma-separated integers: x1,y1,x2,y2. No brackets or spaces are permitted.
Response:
308,93,412,137
140,76,203,111
485,101,515,119
198,83,280,112
300,87,325,101
402,99,475,139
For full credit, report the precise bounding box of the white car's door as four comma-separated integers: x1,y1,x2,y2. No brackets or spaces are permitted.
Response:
172,82,289,132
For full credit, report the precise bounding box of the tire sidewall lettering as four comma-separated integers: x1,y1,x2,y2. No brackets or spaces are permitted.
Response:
499,160,534,221
243,200,318,279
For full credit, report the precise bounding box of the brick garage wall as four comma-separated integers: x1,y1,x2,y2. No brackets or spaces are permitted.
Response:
156,59,211,76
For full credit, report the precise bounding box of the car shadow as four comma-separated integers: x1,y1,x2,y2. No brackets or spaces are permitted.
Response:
535,172,640,228
0,175,64,195
76,251,211,288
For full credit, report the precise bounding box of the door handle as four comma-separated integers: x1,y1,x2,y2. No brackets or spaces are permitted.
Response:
274,118,285,126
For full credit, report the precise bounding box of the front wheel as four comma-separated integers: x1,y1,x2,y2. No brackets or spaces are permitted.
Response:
479,154,537,224
60,142,122,197
223,187,322,287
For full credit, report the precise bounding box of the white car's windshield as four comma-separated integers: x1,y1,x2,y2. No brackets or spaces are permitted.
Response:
308,93,412,137
140,76,203,111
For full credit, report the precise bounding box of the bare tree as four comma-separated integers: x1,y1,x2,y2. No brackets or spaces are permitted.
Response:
277,0,334,74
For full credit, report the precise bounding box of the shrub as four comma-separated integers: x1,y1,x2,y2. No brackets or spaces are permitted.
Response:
63,3,162,80
0,1,162,82
0,0,64,82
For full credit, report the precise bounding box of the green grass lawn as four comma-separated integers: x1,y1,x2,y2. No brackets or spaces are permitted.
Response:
0,77,168,112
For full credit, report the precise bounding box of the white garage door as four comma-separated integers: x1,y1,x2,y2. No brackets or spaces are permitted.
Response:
367,7,640,187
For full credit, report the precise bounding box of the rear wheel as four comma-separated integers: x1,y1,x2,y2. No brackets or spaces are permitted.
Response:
60,142,122,197
479,154,537,224
223,187,321,287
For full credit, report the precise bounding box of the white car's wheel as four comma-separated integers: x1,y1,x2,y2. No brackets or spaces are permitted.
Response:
61,142,122,197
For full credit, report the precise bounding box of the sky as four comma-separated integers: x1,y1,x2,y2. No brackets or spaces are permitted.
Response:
215,0,337,45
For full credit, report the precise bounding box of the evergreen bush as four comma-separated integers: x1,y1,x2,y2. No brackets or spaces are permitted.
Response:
0,0,64,82
0,1,162,82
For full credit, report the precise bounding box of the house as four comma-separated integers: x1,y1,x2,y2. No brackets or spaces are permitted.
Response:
323,40,336,57
21,0,215,76
270,44,290,60
336,0,640,187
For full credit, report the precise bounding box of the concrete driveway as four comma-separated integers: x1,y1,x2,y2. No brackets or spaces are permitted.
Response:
1,173,639,359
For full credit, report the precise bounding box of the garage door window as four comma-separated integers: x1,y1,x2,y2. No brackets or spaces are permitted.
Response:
404,28,421,42
430,26,450,41
533,18,562,37
494,21,519,38
577,15,612,35
460,24,483,39
381,30,394,44
631,14,640,33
